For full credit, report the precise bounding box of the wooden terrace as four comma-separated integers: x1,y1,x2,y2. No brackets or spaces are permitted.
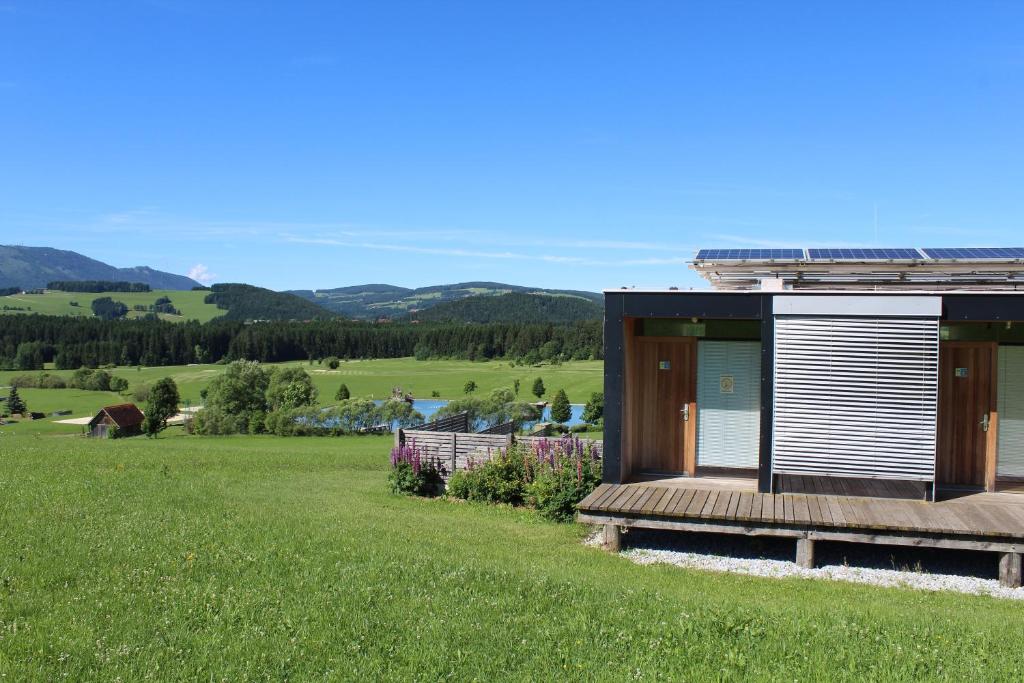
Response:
578,477,1024,587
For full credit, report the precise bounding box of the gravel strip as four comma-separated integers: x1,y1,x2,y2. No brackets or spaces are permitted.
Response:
585,529,1024,600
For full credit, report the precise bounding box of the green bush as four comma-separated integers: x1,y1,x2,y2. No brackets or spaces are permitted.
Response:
446,452,528,505
446,436,603,522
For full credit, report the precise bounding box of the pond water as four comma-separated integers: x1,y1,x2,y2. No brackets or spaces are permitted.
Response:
375,399,587,429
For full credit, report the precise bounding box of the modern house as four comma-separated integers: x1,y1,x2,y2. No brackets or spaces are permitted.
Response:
579,248,1024,586
88,403,145,438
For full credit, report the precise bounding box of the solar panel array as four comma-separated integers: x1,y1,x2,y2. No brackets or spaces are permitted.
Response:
695,247,1024,262
807,248,923,261
922,247,1024,260
695,249,804,260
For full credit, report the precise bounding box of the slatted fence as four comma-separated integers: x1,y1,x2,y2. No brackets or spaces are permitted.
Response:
395,428,601,482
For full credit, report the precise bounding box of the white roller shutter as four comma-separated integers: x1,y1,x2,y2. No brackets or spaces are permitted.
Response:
697,341,761,469
773,316,939,480
998,346,1024,478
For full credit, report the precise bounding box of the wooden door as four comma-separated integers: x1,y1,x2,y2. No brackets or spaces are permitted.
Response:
630,337,697,474
937,342,996,487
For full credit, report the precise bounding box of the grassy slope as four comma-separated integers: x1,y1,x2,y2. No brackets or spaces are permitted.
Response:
0,289,221,322
1,435,1022,680
0,359,603,435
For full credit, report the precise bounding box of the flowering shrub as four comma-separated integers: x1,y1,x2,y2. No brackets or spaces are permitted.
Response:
447,448,529,505
388,439,445,496
447,436,602,521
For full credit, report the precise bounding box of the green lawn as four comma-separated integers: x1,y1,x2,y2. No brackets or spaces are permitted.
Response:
1,434,1022,680
0,358,603,435
0,289,221,322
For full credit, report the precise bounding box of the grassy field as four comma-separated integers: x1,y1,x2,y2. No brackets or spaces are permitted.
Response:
1,434,1023,680
0,358,603,435
0,289,221,322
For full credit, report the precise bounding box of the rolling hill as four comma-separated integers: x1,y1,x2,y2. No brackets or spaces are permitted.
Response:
202,283,336,320
289,281,602,319
411,292,602,324
0,289,225,322
0,245,200,290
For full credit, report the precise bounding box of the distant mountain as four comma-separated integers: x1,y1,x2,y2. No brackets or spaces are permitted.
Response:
204,283,336,321
290,281,602,319
0,245,200,290
411,292,603,324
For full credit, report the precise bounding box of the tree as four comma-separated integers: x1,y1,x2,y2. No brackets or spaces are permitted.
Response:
14,342,45,370
335,383,350,401
90,296,129,320
143,377,180,436
531,377,546,400
195,360,271,435
325,356,341,369
550,388,571,424
463,380,477,394
267,367,318,410
7,386,26,415
513,379,520,396
581,391,603,424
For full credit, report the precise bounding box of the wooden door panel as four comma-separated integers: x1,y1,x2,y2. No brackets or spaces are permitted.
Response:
937,343,994,487
631,338,696,473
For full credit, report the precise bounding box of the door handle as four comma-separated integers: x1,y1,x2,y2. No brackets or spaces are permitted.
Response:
681,404,690,422
981,413,990,432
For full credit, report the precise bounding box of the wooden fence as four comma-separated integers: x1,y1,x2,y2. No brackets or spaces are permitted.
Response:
395,428,601,482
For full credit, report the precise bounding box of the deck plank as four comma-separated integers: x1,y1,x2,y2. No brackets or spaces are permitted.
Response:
701,490,721,516
604,486,637,512
580,483,610,509
741,493,757,520
655,488,684,515
589,484,619,511
670,488,697,515
712,491,734,518
685,489,712,517
631,487,657,514
806,495,824,526
639,487,668,514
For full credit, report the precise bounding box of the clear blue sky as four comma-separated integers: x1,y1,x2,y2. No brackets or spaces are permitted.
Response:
2,2,1023,291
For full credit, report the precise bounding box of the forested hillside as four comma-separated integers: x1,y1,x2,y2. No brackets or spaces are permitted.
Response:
203,284,336,320
0,315,602,369
412,292,602,323
290,281,601,318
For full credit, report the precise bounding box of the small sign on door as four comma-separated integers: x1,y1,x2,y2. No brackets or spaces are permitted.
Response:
658,360,671,370
955,367,969,378
720,375,735,393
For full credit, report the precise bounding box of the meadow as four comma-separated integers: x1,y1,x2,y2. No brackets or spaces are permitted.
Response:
2,434,1023,680
0,358,604,435
0,289,222,322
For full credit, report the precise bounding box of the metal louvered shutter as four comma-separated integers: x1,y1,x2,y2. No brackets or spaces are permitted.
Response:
697,341,761,468
998,346,1024,477
773,316,939,480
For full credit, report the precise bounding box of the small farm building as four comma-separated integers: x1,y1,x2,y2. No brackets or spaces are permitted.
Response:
88,403,145,438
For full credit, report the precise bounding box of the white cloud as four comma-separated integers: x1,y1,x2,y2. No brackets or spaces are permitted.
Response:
187,263,216,284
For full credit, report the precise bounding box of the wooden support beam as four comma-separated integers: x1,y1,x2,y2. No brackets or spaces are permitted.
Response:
603,524,622,553
796,537,815,569
999,552,1022,588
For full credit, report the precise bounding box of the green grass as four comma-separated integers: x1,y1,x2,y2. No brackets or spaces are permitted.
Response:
1,434,1022,680
0,358,603,435
0,289,221,322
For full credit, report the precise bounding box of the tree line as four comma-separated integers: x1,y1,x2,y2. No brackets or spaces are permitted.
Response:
0,315,603,369
47,280,152,293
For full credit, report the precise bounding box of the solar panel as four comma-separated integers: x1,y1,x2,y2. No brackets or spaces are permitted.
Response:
807,248,923,261
695,248,804,261
921,247,1024,260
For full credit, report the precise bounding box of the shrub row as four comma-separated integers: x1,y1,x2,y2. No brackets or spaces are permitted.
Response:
390,435,603,522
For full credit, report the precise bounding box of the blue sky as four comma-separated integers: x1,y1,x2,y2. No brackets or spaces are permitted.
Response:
2,2,1023,292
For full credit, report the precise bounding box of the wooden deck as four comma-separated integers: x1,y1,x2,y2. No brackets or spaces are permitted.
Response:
578,479,1024,586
